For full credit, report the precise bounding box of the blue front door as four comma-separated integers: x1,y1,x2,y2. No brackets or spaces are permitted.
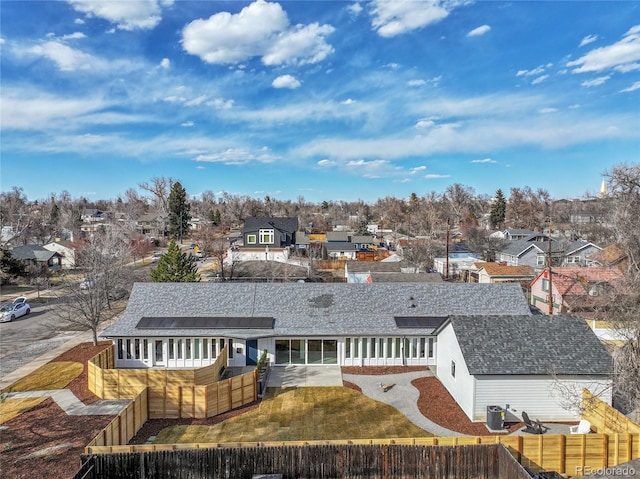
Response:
247,340,258,366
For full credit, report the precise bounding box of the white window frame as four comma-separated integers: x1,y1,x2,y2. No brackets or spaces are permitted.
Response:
259,229,274,244
542,278,549,292
247,234,257,245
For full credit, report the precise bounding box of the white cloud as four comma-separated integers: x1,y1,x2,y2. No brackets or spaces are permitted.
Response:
74,18,85,25
317,159,336,167
568,25,640,73
531,74,549,85
344,159,401,178
348,3,363,15
67,0,174,30
415,119,435,129
410,166,426,174
195,147,278,165
425,174,451,179
206,98,235,109
263,23,335,66
471,158,496,164
182,1,333,66
467,25,491,37
369,0,454,37
181,121,195,127
61,32,86,40
407,79,426,87
28,40,97,71
581,75,611,87
517,65,548,77
160,58,170,69
342,98,356,105
539,107,558,114
185,95,208,106
272,74,301,89
615,62,640,73
620,81,640,92
579,34,598,47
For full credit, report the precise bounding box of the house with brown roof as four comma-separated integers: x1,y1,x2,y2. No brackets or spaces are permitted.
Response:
587,244,628,273
530,267,622,315
472,262,535,284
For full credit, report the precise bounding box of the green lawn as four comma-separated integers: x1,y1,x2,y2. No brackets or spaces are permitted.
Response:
154,386,432,444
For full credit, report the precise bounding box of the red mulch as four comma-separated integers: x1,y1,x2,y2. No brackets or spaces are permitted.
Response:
1,342,116,479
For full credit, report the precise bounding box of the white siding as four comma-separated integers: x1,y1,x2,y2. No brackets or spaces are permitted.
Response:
473,375,612,422
435,324,476,421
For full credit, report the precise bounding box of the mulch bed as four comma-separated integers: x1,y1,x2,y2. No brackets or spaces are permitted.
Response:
1,342,116,479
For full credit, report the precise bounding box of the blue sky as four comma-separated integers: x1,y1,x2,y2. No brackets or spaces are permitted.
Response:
1,0,639,204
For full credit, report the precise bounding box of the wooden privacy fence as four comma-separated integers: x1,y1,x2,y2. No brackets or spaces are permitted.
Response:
86,388,148,449
84,432,640,477
87,345,256,419
582,389,640,434
76,443,531,479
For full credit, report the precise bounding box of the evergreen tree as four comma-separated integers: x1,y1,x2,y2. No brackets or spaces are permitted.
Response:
151,240,200,282
490,189,507,229
167,181,191,240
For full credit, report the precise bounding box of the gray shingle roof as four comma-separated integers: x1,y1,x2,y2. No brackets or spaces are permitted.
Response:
449,314,613,376
242,217,298,233
102,282,531,339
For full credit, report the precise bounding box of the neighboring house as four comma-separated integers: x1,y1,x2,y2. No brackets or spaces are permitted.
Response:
100,282,531,371
344,261,442,283
242,217,298,249
489,229,536,241
495,239,564,268
81,209,104,223
43,240,76,269
434,314,613,422
561,240,602,267
11,244,62,271
136,213,168,238
322,241,357,260
587,244,628,272
325,231,350,242
530,267,622,315
472,263,535,284
350,235,376,250
433,254,483,278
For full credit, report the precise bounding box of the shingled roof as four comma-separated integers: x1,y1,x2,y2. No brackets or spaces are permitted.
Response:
102,282,531,339
447,314,613,375
476,263,534,277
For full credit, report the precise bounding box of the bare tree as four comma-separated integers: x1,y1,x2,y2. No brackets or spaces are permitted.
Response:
601,163,640,420
53,230,133,344
139,176,173,215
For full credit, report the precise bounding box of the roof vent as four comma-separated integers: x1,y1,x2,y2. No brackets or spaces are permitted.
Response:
410,304,416,308
409,296,414,300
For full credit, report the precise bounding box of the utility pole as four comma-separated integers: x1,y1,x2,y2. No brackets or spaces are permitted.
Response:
445,217,450,280
547,218,553,315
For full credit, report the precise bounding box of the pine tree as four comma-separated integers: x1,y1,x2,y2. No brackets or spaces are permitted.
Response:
167,181,191,240
151,240,200,282
490,189,507,229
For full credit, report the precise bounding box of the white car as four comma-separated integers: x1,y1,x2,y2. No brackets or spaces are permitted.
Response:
79,278,96,289
0,299,31,322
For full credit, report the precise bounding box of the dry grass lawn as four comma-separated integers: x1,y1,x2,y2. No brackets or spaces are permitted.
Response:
1,362,83,393
0,397,47,424
154,387,432,444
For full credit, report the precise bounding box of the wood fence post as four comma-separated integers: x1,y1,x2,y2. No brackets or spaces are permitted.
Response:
559,434,566,474
602,434,609,470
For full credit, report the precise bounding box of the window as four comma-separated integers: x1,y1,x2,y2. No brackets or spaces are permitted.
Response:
155,340,163,362
259,229,274,244
451,360,456,378
428,338,434,358
143,339,149,360
203,339,208,359
134,339,140,359
395,338,401,358
537,255,546,266
117,339,124,360
194,339,200,359
370,337,376,357
126,339,132,359
379,338,385,358
412,338,419,358
169,339,175,359
345,338,351,358
354,338,359,357
387,338,393,358
211,338,217,358
567,256,580,264
177,339,183,359
419,338,426,358
185,339,191,359
542,278,549,292
247,234,257,245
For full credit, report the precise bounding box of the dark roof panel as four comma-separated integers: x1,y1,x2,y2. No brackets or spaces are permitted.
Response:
136,316,275,329
395,316,448,329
